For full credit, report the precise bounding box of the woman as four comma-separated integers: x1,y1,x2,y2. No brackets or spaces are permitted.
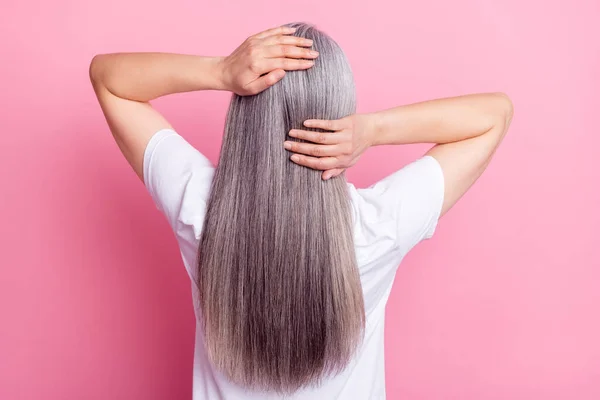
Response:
90,22,513,400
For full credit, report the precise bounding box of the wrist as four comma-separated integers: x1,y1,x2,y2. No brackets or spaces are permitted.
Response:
361,112,383,147
208,56,227,91
198,56,227,91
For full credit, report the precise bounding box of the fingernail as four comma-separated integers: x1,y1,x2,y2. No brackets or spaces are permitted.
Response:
323,174,330,180
289,130,297,137
309,50,319,57
291,155,300,162
284,142,292,150
305,39,313,45
305,60,314,65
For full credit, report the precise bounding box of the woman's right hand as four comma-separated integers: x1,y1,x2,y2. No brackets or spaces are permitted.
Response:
284,114,377,180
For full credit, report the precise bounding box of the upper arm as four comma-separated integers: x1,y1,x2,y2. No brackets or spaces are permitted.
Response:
426,96,513,217
90,64,172,181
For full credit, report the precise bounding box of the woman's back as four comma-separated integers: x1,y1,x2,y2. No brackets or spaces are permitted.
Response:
142,127,444,399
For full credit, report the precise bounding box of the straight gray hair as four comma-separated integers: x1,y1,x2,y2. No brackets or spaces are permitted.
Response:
196,22,365,395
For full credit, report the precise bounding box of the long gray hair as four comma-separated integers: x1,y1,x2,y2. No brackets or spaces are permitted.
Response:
197,22,365,395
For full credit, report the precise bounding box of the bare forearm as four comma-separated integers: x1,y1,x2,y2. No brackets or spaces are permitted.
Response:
368,92,513,146
88,52,225,102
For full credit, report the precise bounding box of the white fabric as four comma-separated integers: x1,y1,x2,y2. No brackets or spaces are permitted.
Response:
143,128,445,400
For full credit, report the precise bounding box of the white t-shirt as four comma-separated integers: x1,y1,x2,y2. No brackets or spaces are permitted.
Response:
143,128,445,400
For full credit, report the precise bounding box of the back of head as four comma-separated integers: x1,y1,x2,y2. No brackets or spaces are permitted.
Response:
197,22,365,395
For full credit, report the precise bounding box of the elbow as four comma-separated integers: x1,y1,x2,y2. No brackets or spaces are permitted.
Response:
491,92,514,140
494,92,514,122
88,54,106,87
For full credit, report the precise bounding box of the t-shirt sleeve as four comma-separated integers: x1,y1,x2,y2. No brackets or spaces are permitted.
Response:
143,128,215,236
353,155,445,257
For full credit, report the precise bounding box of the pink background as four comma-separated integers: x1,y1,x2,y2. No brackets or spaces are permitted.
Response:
1,0,599,399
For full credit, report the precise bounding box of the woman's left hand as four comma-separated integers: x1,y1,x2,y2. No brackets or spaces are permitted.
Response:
218,25,318,96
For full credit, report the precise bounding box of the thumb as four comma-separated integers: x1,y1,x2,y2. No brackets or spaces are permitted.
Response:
322,168,345,180
245,69,285,95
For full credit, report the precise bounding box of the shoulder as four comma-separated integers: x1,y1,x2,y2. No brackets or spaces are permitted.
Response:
347,156,445,259
143,127,215,239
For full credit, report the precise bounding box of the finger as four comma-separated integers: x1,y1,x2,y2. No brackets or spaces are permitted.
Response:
253,26,296,39
265,58,314,72
244,69,285,95
284,141,341,157
303,118,345,131
264,45,319,59
288,129,341,144
289,154,339,170
263,35,313,47
322,168,345,180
